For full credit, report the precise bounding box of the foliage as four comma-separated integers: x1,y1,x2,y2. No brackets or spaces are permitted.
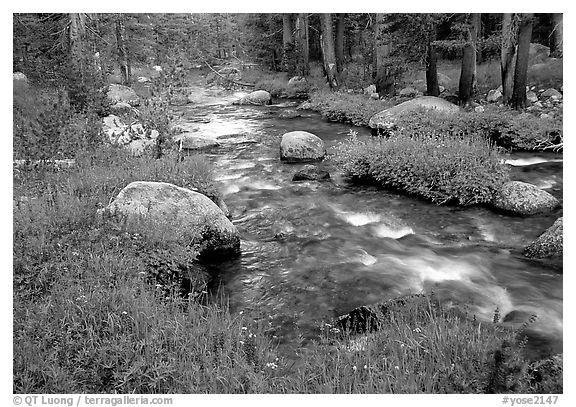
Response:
13,82,104,160
333,129,509,206
307,90,394,127
386,107,562,152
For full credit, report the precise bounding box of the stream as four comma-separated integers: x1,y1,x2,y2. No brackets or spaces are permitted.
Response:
174,83,563,359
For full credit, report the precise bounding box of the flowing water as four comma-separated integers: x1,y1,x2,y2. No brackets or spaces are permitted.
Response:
174,83,563,359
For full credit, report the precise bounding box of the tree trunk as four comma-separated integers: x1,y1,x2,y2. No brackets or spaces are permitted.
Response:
550,13,563,58
69,13,86,81
374,13,394,96
282,14,294,72
295,13,310,77
426,42,439,96
501,13,519,104
115,14,131,86
511,13,533,109
320,13,339,90
335,13,345,73
458,13,481,105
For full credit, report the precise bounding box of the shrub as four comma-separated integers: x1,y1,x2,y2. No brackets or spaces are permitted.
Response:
387,107,562,152
333,129,509,206
13,83,104,160
308,91,394,127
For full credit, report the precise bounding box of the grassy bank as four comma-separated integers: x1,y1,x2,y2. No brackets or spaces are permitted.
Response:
307,91,562,151
13,148,561,393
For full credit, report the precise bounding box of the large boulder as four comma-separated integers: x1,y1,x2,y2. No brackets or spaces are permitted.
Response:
107,84,140,106
100,181,240,258
491,181,560,216
368,96,460,130
541,88,562,99
529,43,550,64
233,90,271,106
280,131,326,163
524,217,563,259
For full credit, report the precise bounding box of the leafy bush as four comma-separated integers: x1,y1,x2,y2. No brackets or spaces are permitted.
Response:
333,129,509,206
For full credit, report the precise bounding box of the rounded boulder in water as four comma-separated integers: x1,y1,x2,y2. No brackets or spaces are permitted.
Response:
524,217,563,259
99,181,240,259
280,131,326,163
234,90,271,106
491,181,559,216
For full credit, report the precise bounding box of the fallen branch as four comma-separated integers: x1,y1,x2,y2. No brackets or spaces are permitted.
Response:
203,59,255,88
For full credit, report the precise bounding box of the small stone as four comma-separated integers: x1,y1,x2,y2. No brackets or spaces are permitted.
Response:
526,91,538,103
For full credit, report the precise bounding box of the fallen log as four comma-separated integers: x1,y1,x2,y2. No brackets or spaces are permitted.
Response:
203,59,255,88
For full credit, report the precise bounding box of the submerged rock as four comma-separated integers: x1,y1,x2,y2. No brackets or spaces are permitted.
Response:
524,217,563,259
280,131,326,163
292,164,331,182
233,90,271,106
278,109,302,119
491,181,559,216
368,96,460,131
99,181,240,258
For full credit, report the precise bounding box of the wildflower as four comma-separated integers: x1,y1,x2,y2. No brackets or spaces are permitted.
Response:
155,284,163,288
330,328,341,334
364,365,368,370
239,311,244,315
241,327,247,331
394,366,400,370
122,311,128,315
266,362,278,370
352,366,357,372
